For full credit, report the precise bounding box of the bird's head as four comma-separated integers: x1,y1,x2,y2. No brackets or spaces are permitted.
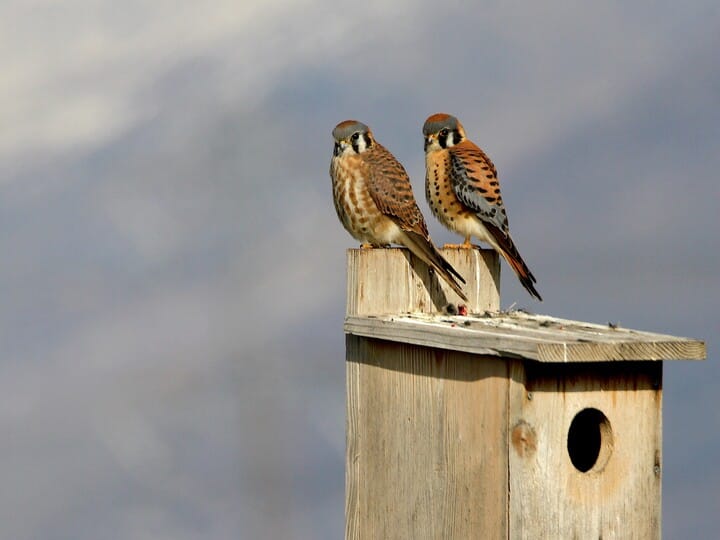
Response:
332,120,374,156
422,113,465,152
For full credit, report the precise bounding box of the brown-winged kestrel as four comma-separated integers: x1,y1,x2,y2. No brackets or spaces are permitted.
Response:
330,119,467,301
422,113,542,301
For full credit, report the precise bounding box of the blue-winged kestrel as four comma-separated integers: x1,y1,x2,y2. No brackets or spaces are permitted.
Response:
422,113,542,301
330,120,467,301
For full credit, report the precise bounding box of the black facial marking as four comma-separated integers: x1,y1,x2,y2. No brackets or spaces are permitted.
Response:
438,128,449,148
350,131,371,153
333,142,341,156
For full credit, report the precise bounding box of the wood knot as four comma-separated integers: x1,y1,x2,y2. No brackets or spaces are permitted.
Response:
511,420,537,458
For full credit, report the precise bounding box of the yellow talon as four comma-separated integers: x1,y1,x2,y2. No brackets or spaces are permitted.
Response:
443,237,473,249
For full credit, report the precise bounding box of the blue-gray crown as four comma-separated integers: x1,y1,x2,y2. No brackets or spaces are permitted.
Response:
332,120,370,141
422,114,459,136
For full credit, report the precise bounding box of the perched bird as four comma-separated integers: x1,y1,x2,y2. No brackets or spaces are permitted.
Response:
330,120,467,301
422,113,542,301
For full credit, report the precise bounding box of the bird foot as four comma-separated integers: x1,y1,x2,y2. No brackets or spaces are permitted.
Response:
442,242,474,249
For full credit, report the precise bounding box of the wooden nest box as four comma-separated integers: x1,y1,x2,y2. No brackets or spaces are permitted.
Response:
343,248,705,539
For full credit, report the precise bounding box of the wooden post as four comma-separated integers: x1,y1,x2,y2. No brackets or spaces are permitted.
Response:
345,247,500,316
344,248,705,540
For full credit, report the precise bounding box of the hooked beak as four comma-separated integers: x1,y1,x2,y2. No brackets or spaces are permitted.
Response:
424,136,435,152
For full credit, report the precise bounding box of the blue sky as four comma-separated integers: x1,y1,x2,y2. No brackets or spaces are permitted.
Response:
1,1,718,538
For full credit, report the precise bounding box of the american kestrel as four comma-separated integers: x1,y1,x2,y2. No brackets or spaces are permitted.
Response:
422,113,542,301
330,120,467,301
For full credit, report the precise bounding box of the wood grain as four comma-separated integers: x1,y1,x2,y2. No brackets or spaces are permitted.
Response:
508,362,663,539
346,247,500,316
344,312,706,362
346,336,508,539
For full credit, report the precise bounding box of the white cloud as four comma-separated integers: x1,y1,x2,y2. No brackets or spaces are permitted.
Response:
0,0,420,167
0,1,277,162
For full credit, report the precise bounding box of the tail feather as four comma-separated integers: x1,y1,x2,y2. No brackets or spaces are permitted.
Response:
483,222,542,302
402,232,468,302
500,246,542,302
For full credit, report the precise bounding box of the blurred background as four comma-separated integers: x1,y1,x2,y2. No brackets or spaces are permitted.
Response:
2,1,718,538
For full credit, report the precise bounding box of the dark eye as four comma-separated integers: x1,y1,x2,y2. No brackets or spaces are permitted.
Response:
351,133,360,141
439,129,449,137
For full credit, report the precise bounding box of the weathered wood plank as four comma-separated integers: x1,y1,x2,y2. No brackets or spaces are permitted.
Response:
346,247,500,316
346,336,508,539
508,362,663,539
345,352,361,540
344,313,706,362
